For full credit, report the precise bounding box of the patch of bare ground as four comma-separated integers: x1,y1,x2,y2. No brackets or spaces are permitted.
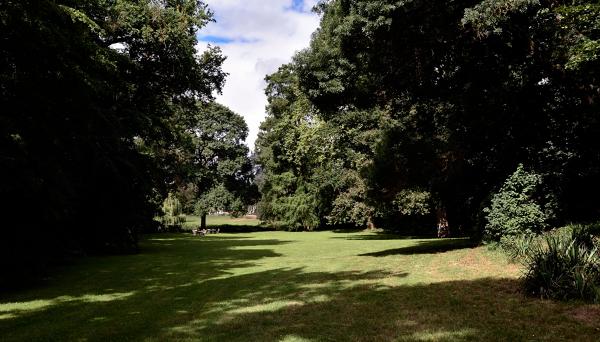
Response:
568,305,600,329
460,247,520,276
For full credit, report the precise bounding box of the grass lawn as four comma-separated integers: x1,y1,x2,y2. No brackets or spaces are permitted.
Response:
183,215,262,229
1,231,599,341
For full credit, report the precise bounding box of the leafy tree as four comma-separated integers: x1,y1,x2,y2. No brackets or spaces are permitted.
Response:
256,62,385,230
194,183,245,227
255,65,325,229
288,0,600,237
186,102,255,229
0,0,226,284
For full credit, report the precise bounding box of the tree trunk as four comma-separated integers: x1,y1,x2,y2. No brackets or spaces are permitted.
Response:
436,207,450,238
367,216,376,230
201,214,207,230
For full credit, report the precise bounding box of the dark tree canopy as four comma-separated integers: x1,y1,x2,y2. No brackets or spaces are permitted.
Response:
0,0,227,285
256,0,600,235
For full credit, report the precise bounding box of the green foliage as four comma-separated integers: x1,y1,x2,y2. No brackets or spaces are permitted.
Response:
161,193,186,229
484,165,553,240
0,0,226,283
284,0,600,237
523,232,600,303
186,102,255,207
565,38,600,70
175,183,198,214
498,234,540,261
280,189,321,231
462,0,541,37
393,189,431,216
195,184,237,216
570,223,600,251
228,198,246,218
256,63,381,230
255,65,331,230
327,170,373,227
557,2,600,71
499,224,600,302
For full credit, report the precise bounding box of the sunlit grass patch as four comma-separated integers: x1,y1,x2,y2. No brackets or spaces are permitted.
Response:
0,231,597,341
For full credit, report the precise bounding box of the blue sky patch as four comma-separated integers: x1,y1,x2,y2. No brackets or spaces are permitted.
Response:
287,0,305,12
197,35,235,44
197,34,260,45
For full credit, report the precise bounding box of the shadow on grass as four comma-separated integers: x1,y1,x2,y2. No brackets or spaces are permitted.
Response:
182,224,275,233
207,224,276,233
0,235,597,341
331,228,367,234
333,233,433,240
359,238,478,257
165,273,596,342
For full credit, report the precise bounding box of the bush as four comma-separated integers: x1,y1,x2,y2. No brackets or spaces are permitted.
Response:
484,164,554,241
522,231,600,303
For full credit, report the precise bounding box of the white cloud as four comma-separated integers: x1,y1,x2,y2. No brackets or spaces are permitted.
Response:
196,0,320,149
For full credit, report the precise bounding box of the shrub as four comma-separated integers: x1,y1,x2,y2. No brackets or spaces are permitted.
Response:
484,164,554,241
522,232,600,303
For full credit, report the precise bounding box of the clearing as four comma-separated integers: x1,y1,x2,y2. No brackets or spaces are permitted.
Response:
1,231,598,341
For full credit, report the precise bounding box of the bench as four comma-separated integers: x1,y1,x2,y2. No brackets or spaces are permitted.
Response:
192,228,206,236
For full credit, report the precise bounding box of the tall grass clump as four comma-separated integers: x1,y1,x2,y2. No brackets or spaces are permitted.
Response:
499,234,539,261
570,223,600,250
522,225,600,303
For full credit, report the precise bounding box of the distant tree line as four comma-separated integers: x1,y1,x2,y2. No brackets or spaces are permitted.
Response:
0,0,253,286
255,0,600,236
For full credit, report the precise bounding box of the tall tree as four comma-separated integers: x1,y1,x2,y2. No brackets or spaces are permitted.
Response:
256,64,381,230
186,102,255,229
264,0,600,236
0,0,226,284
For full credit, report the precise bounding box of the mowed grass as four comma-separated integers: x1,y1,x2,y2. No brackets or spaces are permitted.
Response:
183,215,262,229
1,231,599,341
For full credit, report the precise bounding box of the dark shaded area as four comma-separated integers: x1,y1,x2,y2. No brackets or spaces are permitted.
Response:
0,0,227,288
0,235,597,341
330,228,368,234
257,0,600,241
204,224,276,233
374,214,439,237
331,231,435,240
359,238,478,257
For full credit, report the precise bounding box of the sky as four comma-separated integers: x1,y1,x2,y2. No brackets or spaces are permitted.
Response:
196,0,321,149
